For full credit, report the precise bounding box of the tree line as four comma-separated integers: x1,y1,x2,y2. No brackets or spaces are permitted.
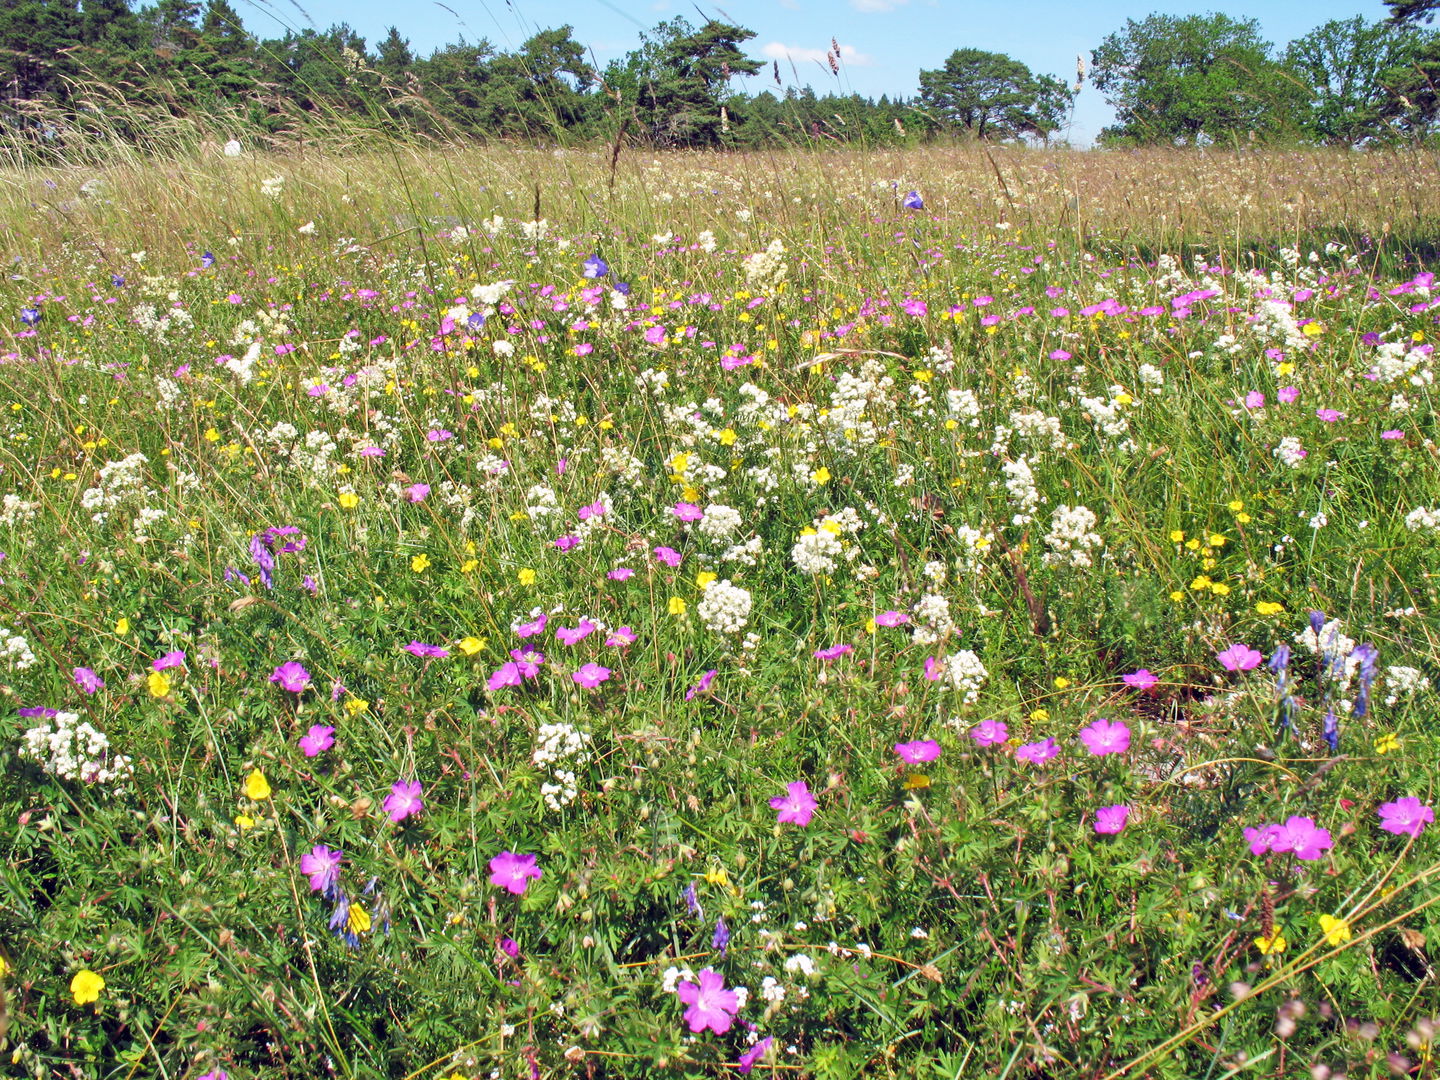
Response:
0,0,1437,156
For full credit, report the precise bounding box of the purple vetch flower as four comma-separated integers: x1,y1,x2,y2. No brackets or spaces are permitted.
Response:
676,968,741,1034
1216,643,1264,672
712,918,730,957
1078,718,1130,756
770,781,818,826
1016,738,1060,766
299,724,335,757
893,740,941,764
73,667,105,694
1351,643,1378,718
383,779,424,823
270,661,311,693
489,851,542,895
300,844,344,897
968,719,1009,747
738,1037,774,1074
1378,797,1434,838
1094,804,1131,835
1323,707,1339,752
683,881,704,919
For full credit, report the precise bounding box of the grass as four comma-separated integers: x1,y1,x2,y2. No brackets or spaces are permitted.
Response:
0,141,1437,1080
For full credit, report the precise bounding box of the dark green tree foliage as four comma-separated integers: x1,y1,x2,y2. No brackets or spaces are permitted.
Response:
918,49,1072,140
0,0,83,104
1379,0,1440,136
1285,17,1440,144
1090,13,1304,145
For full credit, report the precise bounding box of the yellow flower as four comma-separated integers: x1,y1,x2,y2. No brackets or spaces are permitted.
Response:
411,553,431,573
1168,530,1184,543
1319,914,1352,946
203,427,220,442
903,773,931,790
234,813,256,830
1053,676,1070,689
717,428,737,446
1209,582,1231,597
811,467,831,485
346,902,372,936
864,618,877,635
1184,538,1201,551
518,568,536,585
1029,709,1049,722
1374,732,1400,754
1254,931,1287,955
1228,500,1245,512
1302,321,1325,337
696,571,717,589
0,953,8,978
457,636,486,656
338,492,359,509
1169,590,1185,602
1189,575,1212,591
1236,513,1252,524
460,559,478,574
344,697,369,715
1256,601,1285,616
1276,361,1295,377
147,671,171,698
243,769,272,801
704,867,730,887
1207,533,1227,547
667,597,687,616
70,968,105,1005
115,617,130,636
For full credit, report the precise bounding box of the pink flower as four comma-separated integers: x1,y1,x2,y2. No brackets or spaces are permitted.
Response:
270,661,311,693
1122,669,1158,690
299,724,335,757
813,644,853,660
1381,429,1404,440
923,656,942,681
874,610,908,627
572,662,612,688
553,535,580,551
73,667,104,694
1378,796,1434,838
299,844,343,894
607,567,634,581
770,781,817,826
556,619,597,645
606,626,637,647
673,502,703,522
404,483,430,503
152,650,186,672
968,719,1009,747
487,663,522,690
1273,815,1333,860
676,968,740,1034
738,1036,774,1074
578,500,606,520
1276,386,1300,404
893,740,941,764
1094,804,1130,834
406,640,450,658
654,546,682,568
1315,408,1343,422
1243,391,1266,409
1016,738,1060,765
488,851,542,895
1078,718,1130,756
1216,643,1263,672
383,779,424,823
1244,823,1284,855
514,613,548,638
685,669,718,701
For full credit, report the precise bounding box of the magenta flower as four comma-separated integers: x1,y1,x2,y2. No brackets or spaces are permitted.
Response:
606,626,637,647
1277,386,1300,404
384,779,424,823
1243,391,1265,409
1123,669,1158,690
1244,823,1284,855
1378,796,1434,838
770,781,817,826
1381,429,1404,440
673,501,703,522
875,610,908,627
299,724,335,757
404,483,430,503
676,968,741,1034
654,546,682,568
299,844,343,894
487,662,522,690
489,851,542,895
514,613,548,638
578,500,605,520
270,661,311,693
685,669,718,701
813,643,853,660
1078,718,1131,756
1016,738,1060,766
923,656,942,681
552,535,580,551
1316,408,1343,422
893,740,941,764
572,662,612,688
738,1037,774,1074
1273,815,1333,860
152,650,186,672
1094,804,1131,834
510,648,544,678
1216,643,1263,672
405,640,450,658
607,567,634,581
555,619,597,645
73,667,104,694
968,719,1009,747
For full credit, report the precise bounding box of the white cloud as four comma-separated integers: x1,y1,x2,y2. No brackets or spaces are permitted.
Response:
851,0,907,11
760,41,874,67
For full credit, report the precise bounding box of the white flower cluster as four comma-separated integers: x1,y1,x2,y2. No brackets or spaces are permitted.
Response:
1370,342,1433,386
1272,437,1307,468
1383,666,1431,708
2,627,36,670
533,722,592,812
939,650,988,704
1010,409,1068,451
21,711,132,785
259,176,285,199
1404,507,1440,534
696,503,743,541
790,510,863,576
1137,364,1165,393
910,593,955,646
1,493,39,527
697,579,752,634
1042,504,1104,568
1001,456,1040,525
744,239,788,292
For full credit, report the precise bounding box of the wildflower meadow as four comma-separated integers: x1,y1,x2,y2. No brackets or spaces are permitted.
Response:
1,144,1439,1079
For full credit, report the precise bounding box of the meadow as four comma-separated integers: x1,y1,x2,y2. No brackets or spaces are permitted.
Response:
1,142,1439,1079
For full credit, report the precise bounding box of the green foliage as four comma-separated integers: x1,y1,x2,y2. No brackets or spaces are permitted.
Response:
918,49,1072,141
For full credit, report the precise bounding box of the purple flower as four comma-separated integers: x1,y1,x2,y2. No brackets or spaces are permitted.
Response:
1217,643,1264,672
606,626,638,647
1277,386,1300,404
968,719,1009,747
572,662,612,689
893,740,941,764
607,567,634,581
552,534,580,551
738,1037,774,1074
510,648,544,678
73,667,104,694
673,501,703,522
404,483,430,503
487,662,522,690
300,844,343,896
555,619,597,645
676,968,741,1034
499,936,520,958
405,640,450,658
1094,804,1130,835
902,190,924,210
770,781,817,826
197,1070,228,1080
19,306,41,326
514,613,548,638
1274,815,1333,860
1378,797,1434,838
1123,669,1158,690
1078,718,1131,756
875,610,908,627
1016,738,1060,766
299,724,335,757
712,918,730,956
654,545,682,568
270,661,311,693
383,779,424,823
152,650,186,672
582,254,609,279
1244,823,1284,855
489,851,542,895
685,669,718,701
813,643,853,660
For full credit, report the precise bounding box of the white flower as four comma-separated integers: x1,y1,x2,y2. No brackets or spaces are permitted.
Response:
697,579,752,634
297,221,316,235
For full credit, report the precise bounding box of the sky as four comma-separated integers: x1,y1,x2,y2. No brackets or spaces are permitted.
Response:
233,0,1387,144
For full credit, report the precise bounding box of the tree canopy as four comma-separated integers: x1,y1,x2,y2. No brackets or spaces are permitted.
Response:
918,49,1072,141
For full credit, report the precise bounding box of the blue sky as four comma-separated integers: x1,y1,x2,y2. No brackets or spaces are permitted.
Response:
236,0,1385,142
